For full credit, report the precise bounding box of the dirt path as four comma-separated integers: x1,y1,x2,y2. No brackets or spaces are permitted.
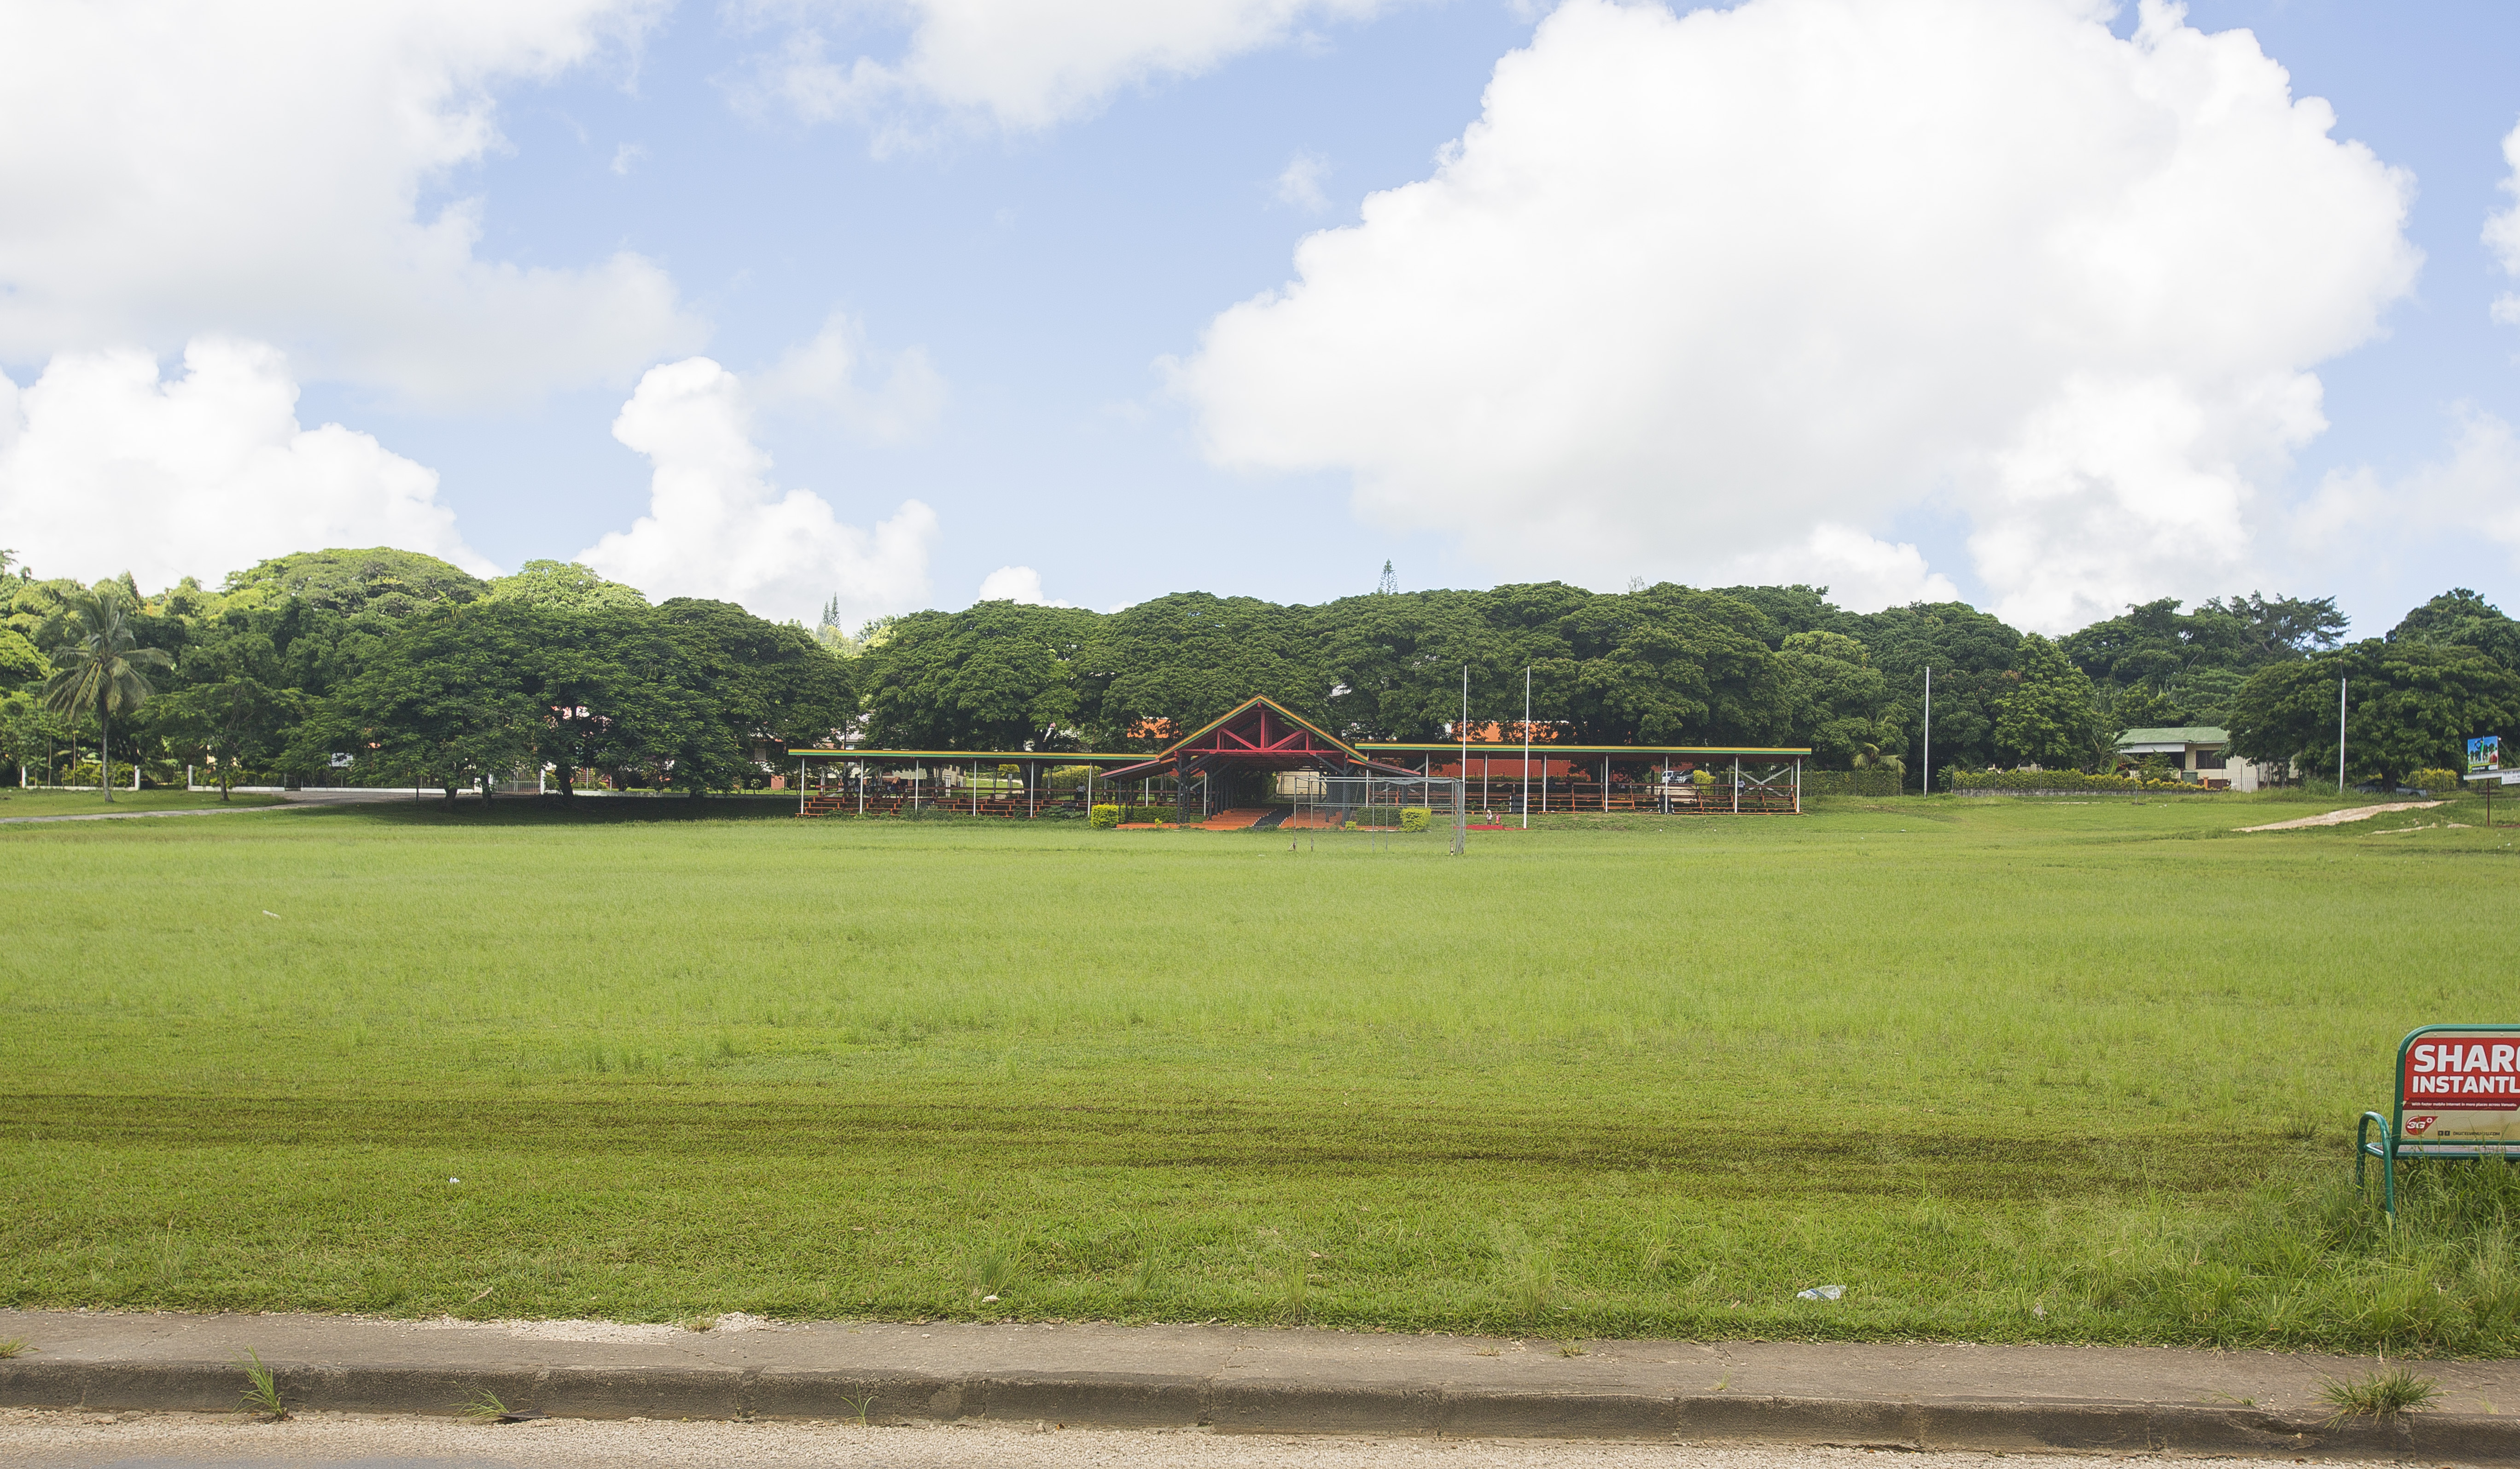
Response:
2238,800,2443,832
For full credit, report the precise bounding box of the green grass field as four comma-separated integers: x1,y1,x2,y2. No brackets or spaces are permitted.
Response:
0,788,285,818
5,790,2519,1352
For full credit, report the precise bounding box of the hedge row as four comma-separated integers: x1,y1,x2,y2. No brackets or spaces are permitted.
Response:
1089,804,1194,827
1950,769,2221,794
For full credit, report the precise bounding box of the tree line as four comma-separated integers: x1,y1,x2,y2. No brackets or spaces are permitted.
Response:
3,545,2515,797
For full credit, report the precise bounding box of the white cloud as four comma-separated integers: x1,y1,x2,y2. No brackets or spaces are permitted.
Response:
2296,407,2520,596
582,356,937,626
1726,525,1959,614
752,313,948,444
1178,0,2419,633
743,0,1390,135
974,565,1074,606
0,338,489,591
0,1,703,408
1275,152,1332,212
2487,118,2520,327
611,142,649,176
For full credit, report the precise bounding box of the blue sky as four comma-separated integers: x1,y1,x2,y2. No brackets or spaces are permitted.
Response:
5,0,2520,639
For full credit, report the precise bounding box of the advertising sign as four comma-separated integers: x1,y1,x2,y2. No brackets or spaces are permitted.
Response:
2471,735,2502,774
2399,1027,2520,1148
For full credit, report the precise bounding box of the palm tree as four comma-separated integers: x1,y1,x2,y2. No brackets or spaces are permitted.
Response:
1852,719,1909,785
42,585,172,802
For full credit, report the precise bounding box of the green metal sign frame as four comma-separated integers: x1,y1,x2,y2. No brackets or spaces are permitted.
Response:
2358,1022,2520,1216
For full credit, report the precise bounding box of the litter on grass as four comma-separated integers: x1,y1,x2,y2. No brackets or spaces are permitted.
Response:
1795,1284,1845,1301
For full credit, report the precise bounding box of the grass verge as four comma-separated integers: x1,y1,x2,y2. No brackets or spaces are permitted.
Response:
2,789,2517,1349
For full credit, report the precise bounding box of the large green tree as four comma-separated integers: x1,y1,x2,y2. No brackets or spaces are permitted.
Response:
2388,589,2520,674
1847,601,2021,781
1994,634,2102,770
40,585,174,800
210,549,494,780
2230,640,2520,788
486,560,652,614
2061,592,2344,727
1472,583,1790,745
222,547,488,619
654,598,852,793
1312,588,1502,741
0,625,44,690
858,600,1093,750
308,602,544,801
149,608,302,799
1778,630,1892,768
503,604,695,797
0,691,73,784
1082,594,1330,746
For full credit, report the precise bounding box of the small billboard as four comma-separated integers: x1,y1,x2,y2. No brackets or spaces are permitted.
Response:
2471,735,2503,775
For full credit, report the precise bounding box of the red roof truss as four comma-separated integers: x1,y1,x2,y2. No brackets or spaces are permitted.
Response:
1170,699,1353,769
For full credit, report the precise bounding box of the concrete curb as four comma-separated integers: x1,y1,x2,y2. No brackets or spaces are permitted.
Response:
6,1358,2514,1458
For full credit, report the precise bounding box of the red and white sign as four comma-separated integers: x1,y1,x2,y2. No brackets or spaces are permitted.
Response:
2403,1037,2520,1112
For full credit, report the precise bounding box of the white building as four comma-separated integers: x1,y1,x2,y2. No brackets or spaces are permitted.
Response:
2115,726,2282,792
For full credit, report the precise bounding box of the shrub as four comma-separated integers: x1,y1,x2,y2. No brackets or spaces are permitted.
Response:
1801,769,1904,797
1952,768,2217,794
1400,806,1431,832
1088,804,1120,829
2409,768,2463,795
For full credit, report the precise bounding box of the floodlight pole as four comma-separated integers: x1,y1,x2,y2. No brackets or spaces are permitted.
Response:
2339,677,2348,793
1922,665,1932,795
1458,665,1471,856
1522,665,1532,830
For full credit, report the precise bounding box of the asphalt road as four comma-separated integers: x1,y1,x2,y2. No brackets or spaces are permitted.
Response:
0,1411,2411,1469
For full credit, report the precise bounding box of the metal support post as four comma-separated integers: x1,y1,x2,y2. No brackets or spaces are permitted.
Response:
1522,666,1532,829
2339,677,2349,792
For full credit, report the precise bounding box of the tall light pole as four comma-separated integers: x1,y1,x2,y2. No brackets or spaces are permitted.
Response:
1458,664,1470,856
1521,665,1532,831
2339,677,2349,793
1922,665,1932,796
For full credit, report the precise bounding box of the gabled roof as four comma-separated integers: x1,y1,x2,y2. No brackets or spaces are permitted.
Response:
1150,694,1366,766
1098,695,1419,781
2117,726,2229,746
